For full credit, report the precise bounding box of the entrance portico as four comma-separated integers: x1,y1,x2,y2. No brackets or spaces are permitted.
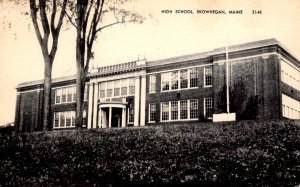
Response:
98,98,127,128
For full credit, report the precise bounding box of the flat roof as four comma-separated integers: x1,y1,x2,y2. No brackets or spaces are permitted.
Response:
16,38,299,89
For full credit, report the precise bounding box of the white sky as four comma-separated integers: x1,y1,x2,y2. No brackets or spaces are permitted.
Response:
0,0,300,125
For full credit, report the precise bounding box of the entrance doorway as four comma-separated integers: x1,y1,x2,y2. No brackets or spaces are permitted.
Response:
98,106,126,128
111,108,122,127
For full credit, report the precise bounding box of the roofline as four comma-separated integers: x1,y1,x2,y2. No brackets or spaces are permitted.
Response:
147,38,300,67
16,38,300,89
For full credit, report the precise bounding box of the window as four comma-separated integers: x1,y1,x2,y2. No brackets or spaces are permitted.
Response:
204,66,212,87
114,80,120,97
128,107,134,123
190,68,198,87
282,94,300,119
161,72,170,91
129,78,135,95
53,111,76,128
281,59,300,91
54,113,59,127
171,101,178,120
190,99,198,119
66,112,71,127
67,87,73,102
149,75,156,93
161,102,169,121
161,68,200,91
71,112,75,127
99,82,106,98
204,97,213,119
171,71,179,90
60,112,65,127
61,88,67,103
180,69,188,89
107,81,113,97
54,86,76,104
55,89,62,104
161,99,198,121
149,103,156,122
121,79,128,95
180,100,188,119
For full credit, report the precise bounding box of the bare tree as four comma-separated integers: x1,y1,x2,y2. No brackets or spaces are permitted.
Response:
2,0,68,131
66,0,144,128
30,0,68,131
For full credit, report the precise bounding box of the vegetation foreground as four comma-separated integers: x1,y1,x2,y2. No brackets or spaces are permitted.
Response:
0,121,300,186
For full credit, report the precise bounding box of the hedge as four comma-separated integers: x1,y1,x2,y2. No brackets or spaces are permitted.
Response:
0,120,300,186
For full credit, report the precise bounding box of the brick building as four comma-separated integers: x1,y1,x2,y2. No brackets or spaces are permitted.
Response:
14,39,300,132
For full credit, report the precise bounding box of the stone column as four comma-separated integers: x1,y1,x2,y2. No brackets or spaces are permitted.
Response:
134,76,140,126
140,75,146,126
109,107,112,128
121,108,126,127
98,107,102,128
87,83,94,129
92,83,99,129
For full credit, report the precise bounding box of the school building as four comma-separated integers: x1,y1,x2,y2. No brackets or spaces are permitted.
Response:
14,38,300,132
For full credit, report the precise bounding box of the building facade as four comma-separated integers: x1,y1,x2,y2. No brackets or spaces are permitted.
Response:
15,39,300,132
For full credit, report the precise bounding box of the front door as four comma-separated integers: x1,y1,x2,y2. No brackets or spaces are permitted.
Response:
111,108,122,127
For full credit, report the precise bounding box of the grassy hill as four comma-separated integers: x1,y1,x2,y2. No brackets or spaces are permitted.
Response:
0,120,300,186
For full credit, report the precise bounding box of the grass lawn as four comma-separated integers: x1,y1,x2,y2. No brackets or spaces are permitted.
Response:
0,120,300,186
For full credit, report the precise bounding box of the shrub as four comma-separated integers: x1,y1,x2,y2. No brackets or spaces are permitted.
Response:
0,120,299,186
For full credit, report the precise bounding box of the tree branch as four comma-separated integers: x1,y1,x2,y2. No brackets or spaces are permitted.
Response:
50,0,56,35
29,0,43,46
94,21,121,33
50,0,67,60
39,0,50,39
65,11,77,28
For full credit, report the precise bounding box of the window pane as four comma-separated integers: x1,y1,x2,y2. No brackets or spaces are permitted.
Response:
106,81,113,97
190,68,198,87
129,78,135,95
54,113,59,127
60,112,65,127
71,112,75,127
161,72,170,91
149,103,156,122
161,102,169,121
204,98,212,118
171,101,178,120
107,89,113,97
121,87,127,96
55,89,62,104
114,88,120,96
204,66,212,87
180,100,188,119
190,99,198,119
150,75,156,93
171,71,178,90
66,112,71,127
61,88,68,103
114,80,120,96
128,108,134,123
67,87,73,102
180,69,188,89
121,79,128,95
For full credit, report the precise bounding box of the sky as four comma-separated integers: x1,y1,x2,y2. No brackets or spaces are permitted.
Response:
0,0,300,125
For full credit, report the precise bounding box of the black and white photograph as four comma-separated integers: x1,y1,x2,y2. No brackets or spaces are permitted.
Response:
0,0,300,186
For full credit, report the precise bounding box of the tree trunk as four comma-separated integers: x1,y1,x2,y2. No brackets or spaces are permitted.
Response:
75,65,85,128
43,58,53,131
